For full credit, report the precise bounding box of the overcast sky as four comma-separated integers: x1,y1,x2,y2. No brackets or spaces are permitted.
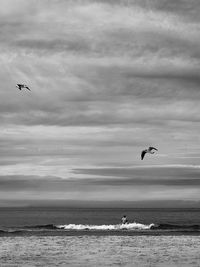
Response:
0,0,200,207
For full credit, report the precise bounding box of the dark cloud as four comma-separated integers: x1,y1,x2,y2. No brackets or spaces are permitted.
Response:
0,0,200,127
0,175,70,192
0,172,199,204
152,0,200,21
14,38,92,54
74,166,200,180
0,0,200,205
0,170,200,193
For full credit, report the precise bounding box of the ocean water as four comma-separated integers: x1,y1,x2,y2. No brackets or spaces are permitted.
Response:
0,207,200,233
0,208,200,266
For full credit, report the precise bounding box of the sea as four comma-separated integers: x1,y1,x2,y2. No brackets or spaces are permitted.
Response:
0,207,200,266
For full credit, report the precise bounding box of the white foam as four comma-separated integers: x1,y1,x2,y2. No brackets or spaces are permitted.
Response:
57,222,154,231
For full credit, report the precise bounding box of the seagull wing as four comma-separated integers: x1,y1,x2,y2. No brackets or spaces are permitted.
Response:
149,146,158,151
25,86,31,91
141,150,146,160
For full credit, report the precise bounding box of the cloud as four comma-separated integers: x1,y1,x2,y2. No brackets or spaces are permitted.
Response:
0,0,200,128
74,165,200,181
0,173,200,206
0,0,200,205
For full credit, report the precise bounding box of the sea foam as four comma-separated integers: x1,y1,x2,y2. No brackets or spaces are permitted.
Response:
57,222,154,231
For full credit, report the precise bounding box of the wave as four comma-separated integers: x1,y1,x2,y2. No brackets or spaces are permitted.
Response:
56,223,200,231
57,222,154,231
151,224,200,230
1,222,200,233
25,224,57,229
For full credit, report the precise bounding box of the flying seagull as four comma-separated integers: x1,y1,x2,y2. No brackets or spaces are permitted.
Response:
16,84,31,91
141,146,158,160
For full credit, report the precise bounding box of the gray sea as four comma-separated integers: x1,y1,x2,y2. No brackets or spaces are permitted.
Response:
0,207,200,266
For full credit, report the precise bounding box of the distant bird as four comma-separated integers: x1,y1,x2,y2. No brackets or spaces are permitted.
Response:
16,84,31,91
141,146,158,160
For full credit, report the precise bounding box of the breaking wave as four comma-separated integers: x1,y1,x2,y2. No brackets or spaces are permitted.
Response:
24,222,200,231
1,223,200,234
57,222,154,231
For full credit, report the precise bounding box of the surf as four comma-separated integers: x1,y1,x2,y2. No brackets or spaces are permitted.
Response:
56,222,154,231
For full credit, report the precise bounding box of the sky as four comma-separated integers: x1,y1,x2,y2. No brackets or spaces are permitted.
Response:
0,0,200,207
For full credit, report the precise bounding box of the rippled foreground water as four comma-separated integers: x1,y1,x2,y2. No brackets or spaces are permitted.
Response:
0,235,200,267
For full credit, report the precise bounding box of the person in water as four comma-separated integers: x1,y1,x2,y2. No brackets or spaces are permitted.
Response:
121,215,128,224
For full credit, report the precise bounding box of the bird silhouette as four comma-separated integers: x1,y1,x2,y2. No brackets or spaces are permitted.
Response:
16,84,31,91
141,146,158,160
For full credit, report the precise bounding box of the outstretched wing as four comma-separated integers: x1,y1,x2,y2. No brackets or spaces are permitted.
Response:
141,150,146,160
16,84,21,90
25,86,31,91
149,146,158,151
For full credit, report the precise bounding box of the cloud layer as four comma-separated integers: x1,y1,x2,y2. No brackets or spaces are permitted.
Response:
0,0,200,206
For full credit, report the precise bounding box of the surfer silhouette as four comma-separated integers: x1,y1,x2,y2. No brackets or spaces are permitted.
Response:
121,215,128,224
